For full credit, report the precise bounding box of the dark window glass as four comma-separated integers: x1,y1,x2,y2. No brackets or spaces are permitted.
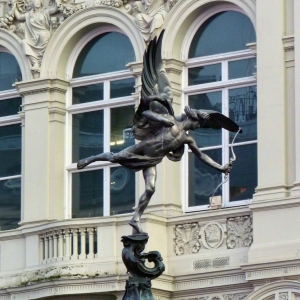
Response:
189,11,256,58
228,58,256,79
229,86,257,143
110,78,135,98
0,97,22,117
229,144,257,201
189,92,222,147
72,84,104,105
0,124,21,177
73,32,135,78
72,170,103,218
188,64,221,85
0,177,21,230
189,149,222,207
72,110,104,163
110,166,135,215
0,52,22,91
110,106,135,152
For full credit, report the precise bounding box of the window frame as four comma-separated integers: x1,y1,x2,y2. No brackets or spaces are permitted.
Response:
181,6,257,212
0,51,22,230
65,28,137,219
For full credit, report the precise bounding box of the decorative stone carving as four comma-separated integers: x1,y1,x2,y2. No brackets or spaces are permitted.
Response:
223,293,249,300
279,293,288,300
202,222,224,249
226,215,253,249
174,223,200,255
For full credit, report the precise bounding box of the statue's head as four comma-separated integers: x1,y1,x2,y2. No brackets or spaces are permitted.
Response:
33,0,42,9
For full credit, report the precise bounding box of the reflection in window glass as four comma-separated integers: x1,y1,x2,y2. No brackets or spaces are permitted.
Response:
72,84,104,104
0,97,22,117
72,170,103,218
188,64,221,85
110,78,135,99
110,166,135,215
73,32,135,78
189,92,222,147
229,86,257,143
0,177,21,230
229,58,256,79
72,110,104,162
110,106,135,152
189,149,222,207
0,124,21,178
189,11,256,58
229,144,257,201
0,52,22,91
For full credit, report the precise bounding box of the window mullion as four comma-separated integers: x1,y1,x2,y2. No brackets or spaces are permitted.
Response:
222,88,230,207
103,167,110,216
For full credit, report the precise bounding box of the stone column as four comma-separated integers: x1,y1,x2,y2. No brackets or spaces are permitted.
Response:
15,78,69,224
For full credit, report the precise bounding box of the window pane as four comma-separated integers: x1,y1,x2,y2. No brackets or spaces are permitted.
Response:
72,84,104,104
72,110,104,163
189,11,256,58
189,92,222,147
188,64,221,85
72,170,103,218
110,166,135,215
188,149,222,207
229,86,257,142
73,32,135,78
0,52,22,91
0,177,21,230
0,97,22,117
229,58,256,79
0,124,21,177
110,106,135,152
110,78,135,98
229,144,257,201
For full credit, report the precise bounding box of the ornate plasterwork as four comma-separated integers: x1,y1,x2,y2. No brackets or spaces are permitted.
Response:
279,293,288,300
223,293,249,300
202,222,224,249
226,216,253,249
174,223,201,255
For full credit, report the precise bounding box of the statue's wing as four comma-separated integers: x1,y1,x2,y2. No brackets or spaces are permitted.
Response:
133,30,174,126
197,110,242,133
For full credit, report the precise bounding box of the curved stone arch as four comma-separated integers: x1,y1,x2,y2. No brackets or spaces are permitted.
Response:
246,280,300,300
41,6,145,79
0,29,32,81
162,0,256,60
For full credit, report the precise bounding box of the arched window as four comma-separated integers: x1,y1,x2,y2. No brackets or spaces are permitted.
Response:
184,10,257,211
0,49,22,230
67,31,136,219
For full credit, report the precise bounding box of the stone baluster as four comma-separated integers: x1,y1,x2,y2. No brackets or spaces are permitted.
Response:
87,228,95,259
48,232,54,261
64,229,71,260
45,234,49,261
58,230,64,261
71,229,79,260
53,231,59,262
40,234,45,262
79,228,86,259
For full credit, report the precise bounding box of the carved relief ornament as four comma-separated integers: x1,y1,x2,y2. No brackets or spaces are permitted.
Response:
0,0,179,77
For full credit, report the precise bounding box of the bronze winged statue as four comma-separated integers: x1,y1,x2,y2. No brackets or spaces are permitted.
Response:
77,31,242,234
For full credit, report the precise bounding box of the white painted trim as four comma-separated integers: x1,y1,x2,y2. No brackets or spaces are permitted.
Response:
0,115,21,126
0,174,21,182
0,89,20,101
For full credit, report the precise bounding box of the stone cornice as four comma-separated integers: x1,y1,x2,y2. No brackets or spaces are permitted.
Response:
14,78,70,97
249,196,300,212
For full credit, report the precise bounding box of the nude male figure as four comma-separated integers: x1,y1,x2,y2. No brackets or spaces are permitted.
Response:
77,106,233,233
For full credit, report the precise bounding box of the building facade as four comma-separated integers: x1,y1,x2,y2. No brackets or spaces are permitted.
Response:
0,0,299,299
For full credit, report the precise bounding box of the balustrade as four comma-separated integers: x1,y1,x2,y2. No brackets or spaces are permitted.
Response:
39,227,97,263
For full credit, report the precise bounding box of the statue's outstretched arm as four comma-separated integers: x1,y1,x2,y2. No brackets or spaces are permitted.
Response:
142,110,174,127
186,136,231,173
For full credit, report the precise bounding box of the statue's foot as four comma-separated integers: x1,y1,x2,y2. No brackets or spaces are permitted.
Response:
77,156,94,169
129,220,144,234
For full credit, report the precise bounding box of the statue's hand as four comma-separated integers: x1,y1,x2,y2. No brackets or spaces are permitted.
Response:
163,119,174,127
223,163,232,174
